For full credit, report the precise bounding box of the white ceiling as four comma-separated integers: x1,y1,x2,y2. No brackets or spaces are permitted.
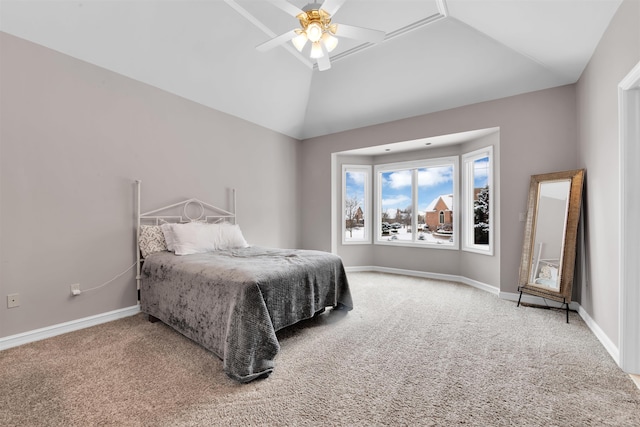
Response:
340,127,500,156
0,0,622,140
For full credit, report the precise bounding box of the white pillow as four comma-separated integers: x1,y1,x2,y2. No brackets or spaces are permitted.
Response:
170,222,212,255
216,223,249,250
170,222,249,255
160,223,176,252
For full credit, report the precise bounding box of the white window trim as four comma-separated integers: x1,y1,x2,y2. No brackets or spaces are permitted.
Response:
342,164,372,245
374,156,459,250
462,146,494,255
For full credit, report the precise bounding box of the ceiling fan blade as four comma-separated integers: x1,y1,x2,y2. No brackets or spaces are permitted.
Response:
320,0,346,16
267,0,304,18
256,29,298,52
335,24,385,43
316,48,332,71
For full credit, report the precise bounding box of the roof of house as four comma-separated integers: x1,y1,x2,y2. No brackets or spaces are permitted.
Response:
425,194,454,212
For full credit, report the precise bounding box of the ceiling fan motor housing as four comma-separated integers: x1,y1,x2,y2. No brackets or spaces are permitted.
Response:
296,8,337,39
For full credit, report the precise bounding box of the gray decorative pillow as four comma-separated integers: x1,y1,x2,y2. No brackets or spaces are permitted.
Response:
139,225,168,258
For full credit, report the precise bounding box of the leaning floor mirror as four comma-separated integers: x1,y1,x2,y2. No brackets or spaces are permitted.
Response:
517,169,585,322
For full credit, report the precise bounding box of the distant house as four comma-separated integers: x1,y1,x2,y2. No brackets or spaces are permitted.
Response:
425,194,453,231
355,206,363,225
346,206,364,229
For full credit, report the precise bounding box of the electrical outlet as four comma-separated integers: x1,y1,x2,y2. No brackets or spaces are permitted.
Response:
7,293,20,308
70,284,81,296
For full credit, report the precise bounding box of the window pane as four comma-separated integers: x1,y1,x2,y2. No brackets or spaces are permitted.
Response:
374,156,458,249
418,166,455,245
472,157,490,246
462,147,493,255
380,170,413,241
345,170,367,242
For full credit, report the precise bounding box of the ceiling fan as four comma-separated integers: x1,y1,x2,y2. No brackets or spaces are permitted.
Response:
256,0,386,71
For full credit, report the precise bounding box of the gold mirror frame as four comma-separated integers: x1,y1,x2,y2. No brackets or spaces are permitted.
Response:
518,169,584,306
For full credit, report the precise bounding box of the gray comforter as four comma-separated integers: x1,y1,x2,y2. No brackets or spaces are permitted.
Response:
140,246,352,382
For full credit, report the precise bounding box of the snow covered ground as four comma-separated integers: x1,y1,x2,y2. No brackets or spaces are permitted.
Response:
345,227,454,244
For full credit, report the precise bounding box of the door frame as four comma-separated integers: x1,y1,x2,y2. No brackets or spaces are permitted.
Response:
618,60,640,374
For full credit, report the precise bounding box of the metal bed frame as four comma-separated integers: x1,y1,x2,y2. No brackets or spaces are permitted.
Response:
134,179,237,292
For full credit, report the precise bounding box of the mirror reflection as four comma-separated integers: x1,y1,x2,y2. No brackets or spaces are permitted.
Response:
529,180,571,290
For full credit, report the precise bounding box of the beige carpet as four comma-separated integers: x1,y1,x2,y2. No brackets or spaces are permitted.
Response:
1,272,639,426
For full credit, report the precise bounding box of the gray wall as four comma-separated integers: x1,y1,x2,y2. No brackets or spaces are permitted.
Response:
0,33,301,338
302,85,578,292
575,0,640,346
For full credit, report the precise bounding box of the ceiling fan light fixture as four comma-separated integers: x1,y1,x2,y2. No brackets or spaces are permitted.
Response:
292,32,308,52
321,32,338,52
310,41,324,59
306,22,323,42
294,8,339,64
260,2,386,72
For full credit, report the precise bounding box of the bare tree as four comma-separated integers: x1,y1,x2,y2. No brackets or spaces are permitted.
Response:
402,206,412,228
345,196,361,238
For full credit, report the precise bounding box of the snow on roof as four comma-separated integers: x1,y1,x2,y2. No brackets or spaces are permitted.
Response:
424,194,453,212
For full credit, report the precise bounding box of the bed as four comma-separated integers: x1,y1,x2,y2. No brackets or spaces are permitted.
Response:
135,181,352,382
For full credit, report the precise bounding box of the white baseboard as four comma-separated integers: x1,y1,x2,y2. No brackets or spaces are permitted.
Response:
346,266,620,365
345,266,500,295
0,305,140,351
576,304,619,364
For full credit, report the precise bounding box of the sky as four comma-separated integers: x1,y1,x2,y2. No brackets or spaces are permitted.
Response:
473,157,489,188
345,170,366,206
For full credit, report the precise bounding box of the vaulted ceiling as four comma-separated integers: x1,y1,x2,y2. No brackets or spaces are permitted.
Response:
0,0,622,140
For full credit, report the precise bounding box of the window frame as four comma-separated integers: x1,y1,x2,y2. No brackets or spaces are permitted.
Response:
374,156,459,250
342,164,372,245
462,146,494,255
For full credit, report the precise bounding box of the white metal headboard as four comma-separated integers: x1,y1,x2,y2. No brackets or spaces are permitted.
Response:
135,180,237,292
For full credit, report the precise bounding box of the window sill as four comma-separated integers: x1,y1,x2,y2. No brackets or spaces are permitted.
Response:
374,240,459,250
462,246,494,256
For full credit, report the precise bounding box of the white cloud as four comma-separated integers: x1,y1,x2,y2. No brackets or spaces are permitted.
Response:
386,170,412,189
382,194,410,207
347,170,366,185
417,167,453,186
